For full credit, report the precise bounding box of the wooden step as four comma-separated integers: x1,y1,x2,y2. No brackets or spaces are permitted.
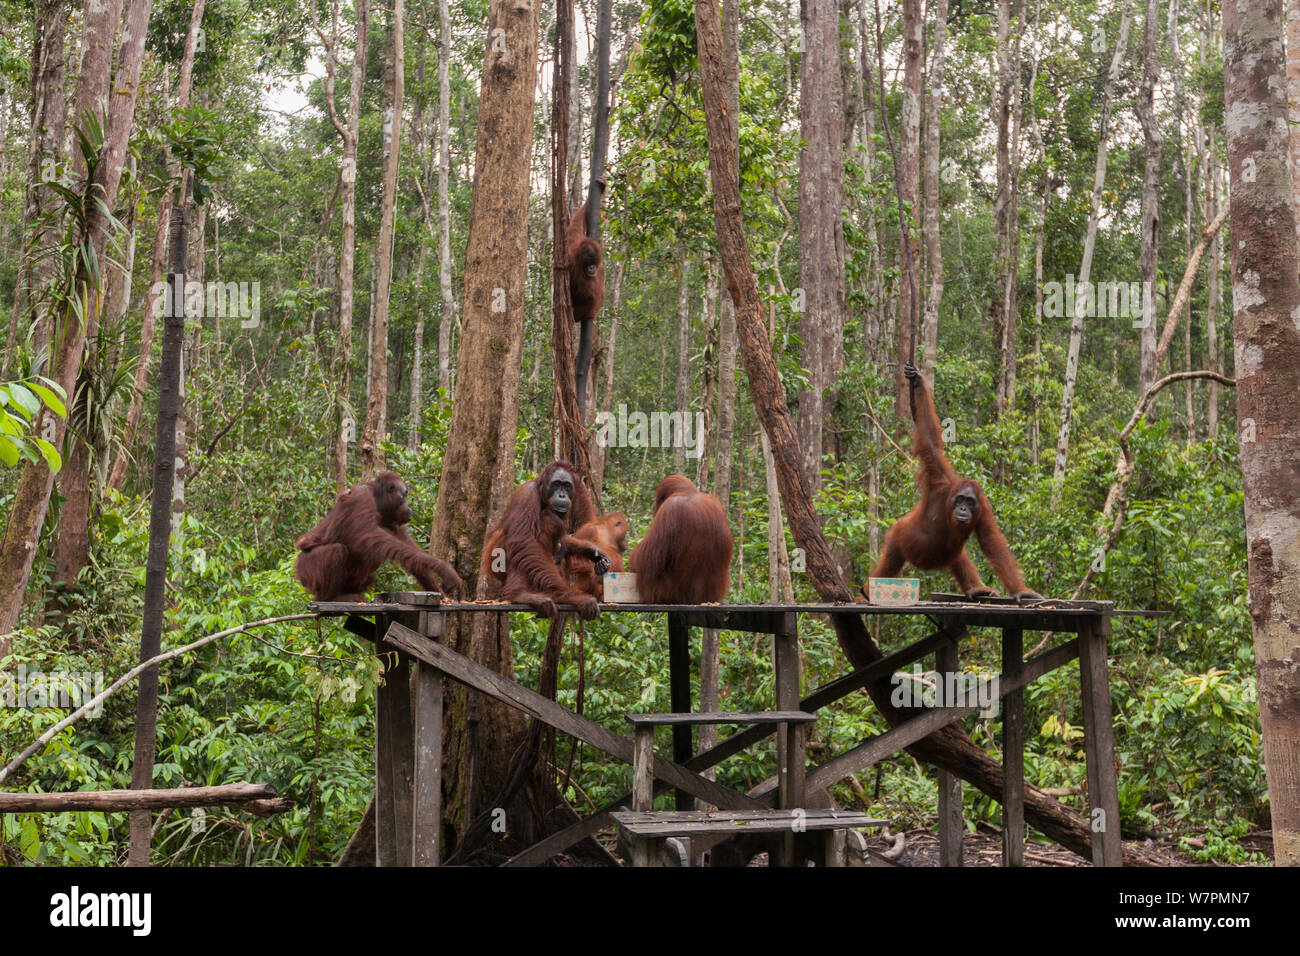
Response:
611,809,885,838
624,710,816,727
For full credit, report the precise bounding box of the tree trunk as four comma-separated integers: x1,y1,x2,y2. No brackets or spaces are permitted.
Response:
1207,149,1223,442
797,0,846,492
107,0,206,493
1224,0,1300,867
0,0,148,638
1053,0,1133,489
991,0,1019,414
920,0,947,387
674,253,691,472
3,0,66,383
1286,0,1300,248
426,0,538,857
589,259,622,495
330,0,369,493
694,0,1152,865
360,0,402,479
697,0,738,784
437,0,455,403
127,199,186,866
1135,0,1162,407
894,0,922,417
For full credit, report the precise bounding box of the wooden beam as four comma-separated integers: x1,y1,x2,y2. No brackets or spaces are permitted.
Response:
1002,628,1025,866
374,618,398,867
1078,616,1122,866
936,637,963,867
503,626,963,866
0,782,283,813
383,622,761,812
668,612,693,810
625,711,816,726
794,639,1081,797
412,661,443,866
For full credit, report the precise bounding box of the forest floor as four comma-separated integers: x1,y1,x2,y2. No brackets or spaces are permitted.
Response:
860,824,1273,867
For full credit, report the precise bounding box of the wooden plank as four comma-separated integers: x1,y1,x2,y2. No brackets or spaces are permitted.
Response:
383,622,762,812
1078,616,1122,867
611,808,884,837
668,612,692,811
632,726,655,812
1002,627,1025,867
504,812,612,867
411,661,443,866
785,722,807,809
796,638,1082,798
385,654,414,867
772,624,800,810
379,591,443,606
502,626,963,866
936,637,963,867
373,617,397,867
624,711,816,726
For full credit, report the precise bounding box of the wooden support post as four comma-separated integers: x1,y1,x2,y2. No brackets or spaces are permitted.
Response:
772,614,800,866
936,637,963,867
1078,615,1122,866
386,651,415,867
668,612,692,810
374,615,397,866
772,614,800,802
411,610,445,867
1001,628,1025,867
630,725,655,867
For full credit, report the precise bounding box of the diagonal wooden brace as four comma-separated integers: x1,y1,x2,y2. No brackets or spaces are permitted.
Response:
383,621,762,812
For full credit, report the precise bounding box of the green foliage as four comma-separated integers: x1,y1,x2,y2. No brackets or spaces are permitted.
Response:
0,376,64,470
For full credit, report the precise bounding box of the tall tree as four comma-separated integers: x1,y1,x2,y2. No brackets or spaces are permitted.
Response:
1053,1,1133,489
127,198,187,866
895,0,923,417
437,0,456,402
0,0,149,636
991,0,1024,416
695,0,1143,864
1135,0,1162,405
797,0,846,491
60,0,206,586
920,0,947,386
360,0,404,478
324,0,370,493
674,253,691,472
426,0,539,854
1225,0,1300,867
3,0,67,382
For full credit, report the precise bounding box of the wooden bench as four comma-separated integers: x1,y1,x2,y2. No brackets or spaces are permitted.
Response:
611,809,886,867
623,711,885,866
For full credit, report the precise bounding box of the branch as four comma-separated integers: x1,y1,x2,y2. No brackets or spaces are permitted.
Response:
1154,206,1229,369
0,614,317,784
1071,371,1236,601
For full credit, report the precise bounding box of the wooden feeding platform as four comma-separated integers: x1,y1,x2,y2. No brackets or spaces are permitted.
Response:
309,591,1167,868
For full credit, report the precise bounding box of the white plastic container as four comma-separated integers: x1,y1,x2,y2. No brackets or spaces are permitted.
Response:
603,572,641,603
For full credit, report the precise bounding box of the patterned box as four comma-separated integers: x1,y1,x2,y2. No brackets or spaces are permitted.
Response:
868,577,920,606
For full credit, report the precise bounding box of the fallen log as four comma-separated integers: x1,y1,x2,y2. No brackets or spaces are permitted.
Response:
0,782,286,814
